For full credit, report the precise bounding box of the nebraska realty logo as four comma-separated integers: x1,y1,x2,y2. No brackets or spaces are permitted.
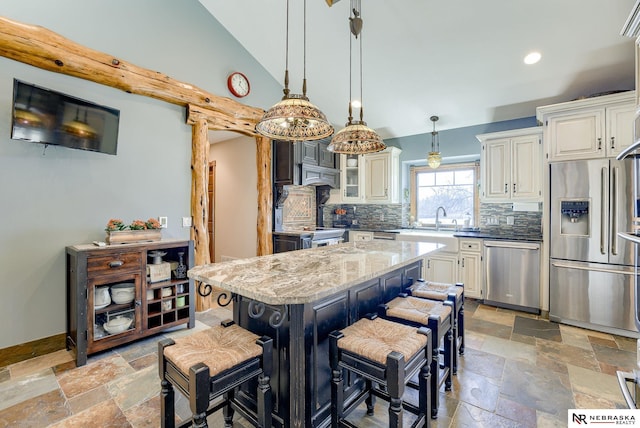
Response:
569,409,640,426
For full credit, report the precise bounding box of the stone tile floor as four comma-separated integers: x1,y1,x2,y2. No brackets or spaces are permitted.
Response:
0,300,636,427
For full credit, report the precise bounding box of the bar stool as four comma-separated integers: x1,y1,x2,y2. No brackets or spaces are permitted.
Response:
329,314,432,428
158,319,273,428
378,296,453,419
409,279,464,374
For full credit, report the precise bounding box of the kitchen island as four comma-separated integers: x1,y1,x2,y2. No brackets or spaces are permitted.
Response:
188,240,441,428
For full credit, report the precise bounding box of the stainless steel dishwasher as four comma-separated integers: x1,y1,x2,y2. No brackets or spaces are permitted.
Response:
483,240,541,314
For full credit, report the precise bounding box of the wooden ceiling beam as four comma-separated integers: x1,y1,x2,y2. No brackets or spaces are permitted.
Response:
0,16,265,122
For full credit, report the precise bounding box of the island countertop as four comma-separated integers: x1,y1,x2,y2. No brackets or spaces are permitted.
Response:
188,240,441,305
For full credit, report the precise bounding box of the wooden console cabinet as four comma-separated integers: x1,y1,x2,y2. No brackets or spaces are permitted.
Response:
66,239,195,366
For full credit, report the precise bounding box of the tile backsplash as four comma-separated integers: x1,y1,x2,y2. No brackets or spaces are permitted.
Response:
281,185,315,230
323,204,402,229
323,201,542,238
480,202,542,238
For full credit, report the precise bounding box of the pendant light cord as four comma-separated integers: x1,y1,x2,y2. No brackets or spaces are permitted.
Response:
283,0,290,97
348,0,353,123
302,0,307,97
358,0,364,122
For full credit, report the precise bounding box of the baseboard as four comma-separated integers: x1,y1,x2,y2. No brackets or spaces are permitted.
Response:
0,333,66,368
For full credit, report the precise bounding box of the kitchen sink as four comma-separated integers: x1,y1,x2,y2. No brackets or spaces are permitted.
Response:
393,229,459,251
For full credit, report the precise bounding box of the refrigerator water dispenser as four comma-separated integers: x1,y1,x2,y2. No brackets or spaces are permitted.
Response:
560,200,589,236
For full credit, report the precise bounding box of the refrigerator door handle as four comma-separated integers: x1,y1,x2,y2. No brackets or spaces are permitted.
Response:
601,167,607,255
551,261,635,276
612,166,618,256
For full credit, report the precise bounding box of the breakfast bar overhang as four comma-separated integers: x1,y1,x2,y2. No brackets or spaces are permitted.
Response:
188,240,441,428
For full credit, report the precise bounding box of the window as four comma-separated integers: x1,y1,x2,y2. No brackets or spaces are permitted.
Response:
409,162,479,229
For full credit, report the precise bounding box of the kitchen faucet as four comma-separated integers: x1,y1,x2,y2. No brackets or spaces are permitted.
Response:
435,206,447,231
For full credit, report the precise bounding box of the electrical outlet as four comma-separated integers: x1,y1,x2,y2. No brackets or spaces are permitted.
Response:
158,216,168,228
380,213,385,221
182,216,192,227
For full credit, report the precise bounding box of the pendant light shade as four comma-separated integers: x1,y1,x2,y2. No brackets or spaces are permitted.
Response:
63,106,97,140
255,94,334,141
327,0,385,154
256,0,333,142
427,115,441,169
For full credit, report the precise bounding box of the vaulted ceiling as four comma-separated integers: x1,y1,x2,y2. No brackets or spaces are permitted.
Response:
201,0,636,140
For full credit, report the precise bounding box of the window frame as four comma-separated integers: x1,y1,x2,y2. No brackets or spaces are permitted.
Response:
409,162,480,228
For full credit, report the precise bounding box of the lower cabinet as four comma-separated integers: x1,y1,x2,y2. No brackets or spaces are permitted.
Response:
273,233,312,253
424,251,458,284
349,230,373,241
66,239,195,366
458,239,483,299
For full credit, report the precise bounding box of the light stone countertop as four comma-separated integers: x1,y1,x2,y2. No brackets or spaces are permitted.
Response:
188,240,441,305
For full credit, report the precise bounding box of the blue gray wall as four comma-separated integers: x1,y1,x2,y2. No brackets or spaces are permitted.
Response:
0,0,282,349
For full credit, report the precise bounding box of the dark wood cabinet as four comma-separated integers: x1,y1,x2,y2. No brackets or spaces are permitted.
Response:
318,140,335,168
273,233,312,253
66,239,195,366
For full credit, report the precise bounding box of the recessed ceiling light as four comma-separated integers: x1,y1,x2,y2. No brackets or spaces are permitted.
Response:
524,51,541,65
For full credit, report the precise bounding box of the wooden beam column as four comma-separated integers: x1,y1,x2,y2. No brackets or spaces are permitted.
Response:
191,118,212,311
256,135,273,256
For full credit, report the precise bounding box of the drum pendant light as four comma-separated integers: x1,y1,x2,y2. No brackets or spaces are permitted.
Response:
256,0,334,142
327,0,385,154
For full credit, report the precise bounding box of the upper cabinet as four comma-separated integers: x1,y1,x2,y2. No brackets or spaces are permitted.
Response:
477,127,543,202
365,147,401,203
536,91,636,162
332,147,402,204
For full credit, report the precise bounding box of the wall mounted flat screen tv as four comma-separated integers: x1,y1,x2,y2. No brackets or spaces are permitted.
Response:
10,79,120,155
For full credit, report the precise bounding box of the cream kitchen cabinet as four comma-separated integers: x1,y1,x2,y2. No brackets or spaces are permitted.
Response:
364,147,401,203
477,127,542,202
424,251,458,284
331,147,402,204
458,238,483,299
536,91,635,161
349,230,373,241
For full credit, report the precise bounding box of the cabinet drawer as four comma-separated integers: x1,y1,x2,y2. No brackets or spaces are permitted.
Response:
87,252,142,277
459,240,481,252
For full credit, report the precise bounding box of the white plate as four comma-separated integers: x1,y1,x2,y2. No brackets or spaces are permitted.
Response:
94,303,109,310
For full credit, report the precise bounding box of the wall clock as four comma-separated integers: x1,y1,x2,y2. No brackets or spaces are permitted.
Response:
227,72,250,98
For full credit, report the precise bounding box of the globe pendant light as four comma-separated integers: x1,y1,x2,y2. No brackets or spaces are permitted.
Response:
256,0,334,142
327,0,386,154
427,115,442,169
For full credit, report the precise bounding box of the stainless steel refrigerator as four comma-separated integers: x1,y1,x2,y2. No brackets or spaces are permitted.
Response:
549,158,638,337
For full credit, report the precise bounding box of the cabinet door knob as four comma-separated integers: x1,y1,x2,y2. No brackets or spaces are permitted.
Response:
513,183,516,193
611,136,615,150
597,137,602,150
504,183,508,194
109,260,124,268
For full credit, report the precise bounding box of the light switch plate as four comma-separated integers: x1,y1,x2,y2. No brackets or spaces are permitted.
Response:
158,216,168,228
182,216,192,227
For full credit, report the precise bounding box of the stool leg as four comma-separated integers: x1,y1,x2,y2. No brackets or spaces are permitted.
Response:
160,379,175,428
419,363,431,428
444,322,453,392
365,379,376,416
386,352,405,428
330,331,345,428
458,302,465,356
257,335,273,428
189,363,211,428
158,339,176,428
222,390,234,428
447,295,458,375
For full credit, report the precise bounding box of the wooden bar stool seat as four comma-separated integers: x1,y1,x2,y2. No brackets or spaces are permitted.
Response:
378,296,453,419
158,320,273,428
330,314,432,428
409,279,464,373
